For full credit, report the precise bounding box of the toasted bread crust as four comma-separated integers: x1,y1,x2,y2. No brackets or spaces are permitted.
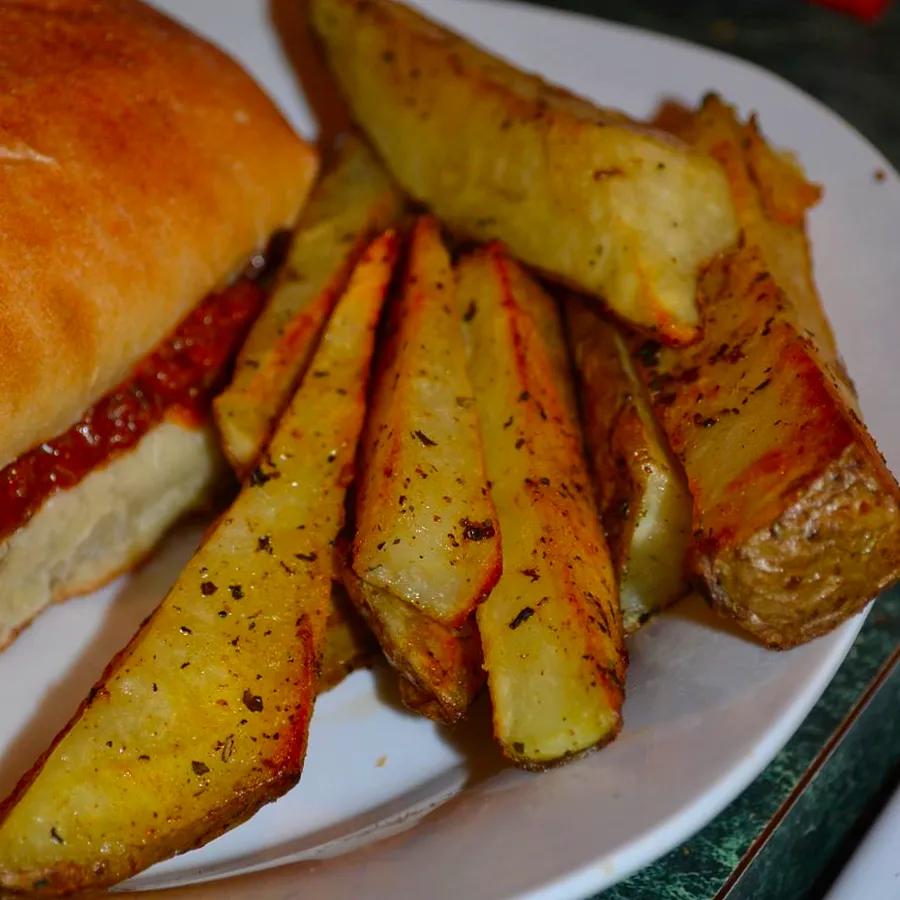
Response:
0,0,317,468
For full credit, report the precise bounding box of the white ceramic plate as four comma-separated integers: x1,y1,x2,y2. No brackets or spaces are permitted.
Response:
2,1,898,897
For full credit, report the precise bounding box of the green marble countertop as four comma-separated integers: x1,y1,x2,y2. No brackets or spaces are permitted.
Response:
602,588,900,900
517,3,900,897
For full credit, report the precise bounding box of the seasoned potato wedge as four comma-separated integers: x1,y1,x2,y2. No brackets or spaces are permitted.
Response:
319,583,376,692
566,298,692,633
0,232,397,895
215,135,404,472
656,95,850,392
458,246,625,768
339,540,484,724
632,244,900,647
310,0,738,342
353,216,500,626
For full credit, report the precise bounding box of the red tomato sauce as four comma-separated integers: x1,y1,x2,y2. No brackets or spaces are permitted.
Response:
0,279,264,542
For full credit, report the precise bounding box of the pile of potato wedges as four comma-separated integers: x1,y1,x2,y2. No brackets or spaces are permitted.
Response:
1,0,898,892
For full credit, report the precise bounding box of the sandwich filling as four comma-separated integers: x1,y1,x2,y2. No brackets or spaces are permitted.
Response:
0,280,264,542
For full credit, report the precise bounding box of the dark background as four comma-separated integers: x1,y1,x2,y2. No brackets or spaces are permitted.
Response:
526,0,900,168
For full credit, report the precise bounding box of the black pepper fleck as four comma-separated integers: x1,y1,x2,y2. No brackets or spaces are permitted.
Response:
249,466,275,486
509,607,535,629
461,518,495,541
242,690,264,712
636,340,661,368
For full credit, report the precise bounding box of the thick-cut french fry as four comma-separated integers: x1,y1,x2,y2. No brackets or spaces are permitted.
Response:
656,95,849,394
215,135,404,473
319,583,376,692
339,542,484,724
631,243,900,648
566,298,692,632
353,216,500,627
0,232,397,895
458,246,626,768
643,96,900,645
310,0,738,342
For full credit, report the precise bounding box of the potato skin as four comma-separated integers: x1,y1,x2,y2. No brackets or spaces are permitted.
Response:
642,96,900,647
310,0,738,342
707,442,900,647
633,246,900,648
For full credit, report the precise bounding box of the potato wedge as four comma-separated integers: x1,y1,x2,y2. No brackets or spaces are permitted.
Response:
631,243,900,647
215,135,404,473
656,95,850,395
565,298,692,633
339,540,484,724
0,232,397,894
319,583,376,692
353,216,500,626
310,0,738,342
458,246,625,768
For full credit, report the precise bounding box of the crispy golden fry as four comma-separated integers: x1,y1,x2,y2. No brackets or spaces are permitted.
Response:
353,216,500,626
656,95,849,391
215,135,404,473
631,243,900,648
339,541,484,724
644,96,900,645
0,232,397,895
319,583,376,692
458,246,625,768
565,298,692,633
310,0,738,342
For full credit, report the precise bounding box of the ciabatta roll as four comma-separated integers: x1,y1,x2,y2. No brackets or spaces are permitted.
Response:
0,0,318,646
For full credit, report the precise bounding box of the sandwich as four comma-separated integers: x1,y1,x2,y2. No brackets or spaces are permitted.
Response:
0,0,317,648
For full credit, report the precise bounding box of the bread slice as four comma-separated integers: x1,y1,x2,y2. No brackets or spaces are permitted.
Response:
0,420,225,649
